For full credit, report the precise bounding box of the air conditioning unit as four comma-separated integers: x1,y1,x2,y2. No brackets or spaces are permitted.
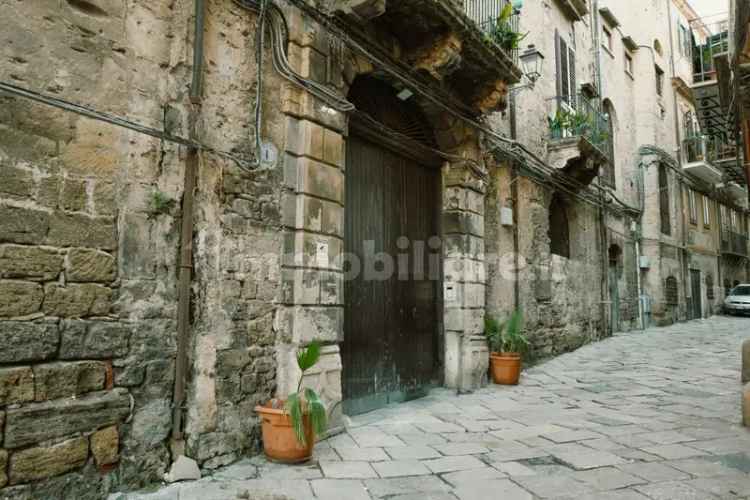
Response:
639,256,651,269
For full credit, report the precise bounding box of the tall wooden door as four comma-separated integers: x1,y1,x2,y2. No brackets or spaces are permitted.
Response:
342,133,440,416
691,269,702,319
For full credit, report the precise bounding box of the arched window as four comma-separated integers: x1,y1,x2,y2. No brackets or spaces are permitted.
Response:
665,276,679,306
654,39,663,57
549,193,570,258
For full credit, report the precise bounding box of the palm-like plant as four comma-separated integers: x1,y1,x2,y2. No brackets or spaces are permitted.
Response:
485,310,529,354
284,341,327,446
491,3,527,52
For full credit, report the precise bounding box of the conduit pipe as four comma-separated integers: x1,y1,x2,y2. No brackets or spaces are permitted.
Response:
171,0,205,444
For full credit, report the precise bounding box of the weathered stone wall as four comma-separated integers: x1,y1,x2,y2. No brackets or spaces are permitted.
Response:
0,0,286,495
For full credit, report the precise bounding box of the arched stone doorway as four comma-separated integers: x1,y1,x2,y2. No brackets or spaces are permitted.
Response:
342,76,443,415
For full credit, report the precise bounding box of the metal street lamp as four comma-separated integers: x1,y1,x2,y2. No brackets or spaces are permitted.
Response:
519,44,544,86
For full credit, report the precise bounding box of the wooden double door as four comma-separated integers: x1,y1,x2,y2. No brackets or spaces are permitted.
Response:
342,133,441,416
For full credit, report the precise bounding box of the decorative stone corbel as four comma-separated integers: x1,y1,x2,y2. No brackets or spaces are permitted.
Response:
471,79,509,114
328,0,386,19
411,33,463,81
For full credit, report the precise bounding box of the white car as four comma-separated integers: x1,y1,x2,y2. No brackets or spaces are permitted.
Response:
724,284,750,316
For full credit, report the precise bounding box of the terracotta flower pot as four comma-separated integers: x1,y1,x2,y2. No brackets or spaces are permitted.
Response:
255,403,314,464
490,352,522,385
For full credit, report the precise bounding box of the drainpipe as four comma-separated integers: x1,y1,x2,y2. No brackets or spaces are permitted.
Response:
666,0,690,320
591,0,608,335
171,0,204,447
510,91,520,311
636,162,647,330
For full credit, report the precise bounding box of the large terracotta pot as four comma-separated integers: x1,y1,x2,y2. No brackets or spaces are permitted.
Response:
490,352,521,385
255,403,314,463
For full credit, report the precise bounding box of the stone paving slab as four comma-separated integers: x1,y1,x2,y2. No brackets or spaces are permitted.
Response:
112,317,750,500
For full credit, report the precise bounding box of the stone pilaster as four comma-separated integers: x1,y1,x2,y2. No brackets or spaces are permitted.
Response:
442,164,488,390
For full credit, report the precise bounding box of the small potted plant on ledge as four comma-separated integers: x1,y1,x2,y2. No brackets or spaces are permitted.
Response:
255,341,327,463
485,310,529,385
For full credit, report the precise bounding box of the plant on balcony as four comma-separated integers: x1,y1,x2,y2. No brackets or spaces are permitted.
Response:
490,3,527,52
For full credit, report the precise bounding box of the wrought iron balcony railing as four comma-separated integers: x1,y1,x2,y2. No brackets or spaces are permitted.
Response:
682,134,736,164
547,93,612,162
721,230,749,257
463,0,521,64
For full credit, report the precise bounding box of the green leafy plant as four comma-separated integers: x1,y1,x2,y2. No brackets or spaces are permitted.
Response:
285,340,327,446
485,310,530,354
490,3,527,52
148,190,176,218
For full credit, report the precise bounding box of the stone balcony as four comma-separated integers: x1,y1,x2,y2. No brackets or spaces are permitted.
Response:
330,0,524,114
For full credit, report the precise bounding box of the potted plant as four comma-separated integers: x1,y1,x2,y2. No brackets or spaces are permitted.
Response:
485,310,529,385
255,341,327,463
490,3,527,52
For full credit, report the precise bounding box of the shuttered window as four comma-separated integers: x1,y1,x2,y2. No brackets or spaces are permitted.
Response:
659,163,671,235
555,30,577,108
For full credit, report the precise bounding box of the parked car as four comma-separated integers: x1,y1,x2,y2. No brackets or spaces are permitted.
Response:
725,284,750,316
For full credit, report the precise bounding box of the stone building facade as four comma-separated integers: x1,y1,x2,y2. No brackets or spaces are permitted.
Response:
0,0,521,496
487,0,749,340
0,0,748,498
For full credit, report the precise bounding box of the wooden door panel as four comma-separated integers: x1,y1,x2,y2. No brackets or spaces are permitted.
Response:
343,134,439,415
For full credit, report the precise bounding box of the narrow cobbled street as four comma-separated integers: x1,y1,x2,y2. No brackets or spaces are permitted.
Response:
115,317,750,500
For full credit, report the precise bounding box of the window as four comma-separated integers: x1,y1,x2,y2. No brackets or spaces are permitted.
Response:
655,65,665,96
688,189,698,224
624,52,634,75
731,210,738,230
602,100,616,187
706,274,715,300
603,25,614,53
555,30,577,107
549,193,570,258
702,195,711,228
678,24,691,57
659,164,671,235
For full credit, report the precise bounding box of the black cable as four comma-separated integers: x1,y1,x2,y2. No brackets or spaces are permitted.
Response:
0,81,256,170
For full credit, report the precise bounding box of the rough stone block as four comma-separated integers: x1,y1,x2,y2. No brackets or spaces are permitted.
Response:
60,178,88,212
0,280,43,317
0,166,33,200
277,305,344,344
67,248,116,282
285,155,344,203
4,388,131,448
743,339,750,384
93,181,116,216
0,245,64,281
45,213,116,250
9,437,88,484
0,206,49,245
91,425,119,466
43,283,112,317
0,367,34,405
294,195,344,237
285,118,325,162
60,320,131,359
33,361,106,401
0,320,59,363
0,449,6,488
323,128,344,168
